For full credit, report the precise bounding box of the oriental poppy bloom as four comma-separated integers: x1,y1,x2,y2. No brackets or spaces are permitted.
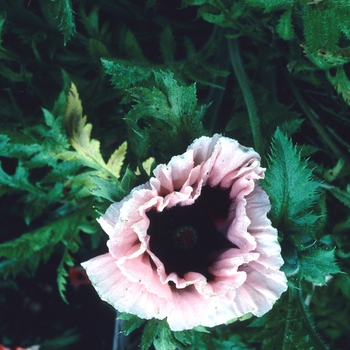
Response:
82,135,287,331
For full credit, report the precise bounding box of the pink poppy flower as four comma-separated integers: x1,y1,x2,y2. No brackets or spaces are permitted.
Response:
82,135,287,331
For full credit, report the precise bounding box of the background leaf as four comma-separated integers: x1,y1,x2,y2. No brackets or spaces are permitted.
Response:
262,128,322,240
299,247,341,285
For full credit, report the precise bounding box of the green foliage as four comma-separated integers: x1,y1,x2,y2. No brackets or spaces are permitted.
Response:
326,66,350,105
0,208,97,301
245,0,294,12
262,128,322,239
117,313,195,350
276,7,295,40
0,76,129,303
1,0,350,347
0,84,70,231
118,313,146,336
248,288,329,350
102,59,152,89
103,64,208,159
299,247,341,285
304,3,350,55
61,83,127,179
141,320,160,350
56,0,76,44
328,184,350,208
182,0,248,28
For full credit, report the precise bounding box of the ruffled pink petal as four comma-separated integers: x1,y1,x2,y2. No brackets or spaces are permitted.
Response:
190,134,220,167
166,286,217,331
234,267,287,317
81,253,169,320
118,251,173,302
205,137,261,188
82,134,288,331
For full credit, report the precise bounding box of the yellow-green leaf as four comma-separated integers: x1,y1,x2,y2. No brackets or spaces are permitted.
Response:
106,141,127,178
63,83,126,180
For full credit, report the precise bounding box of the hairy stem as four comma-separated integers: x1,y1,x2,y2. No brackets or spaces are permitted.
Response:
228,38,264,157
296,282,329,350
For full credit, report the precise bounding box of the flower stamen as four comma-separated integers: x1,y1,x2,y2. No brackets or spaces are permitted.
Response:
174,225,197,249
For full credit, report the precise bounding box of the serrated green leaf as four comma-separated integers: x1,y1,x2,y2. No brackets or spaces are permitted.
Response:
43,107,55,127
89,175,126,202
173,330,192,346
102,58,152,89
0,210,85,260
106,141,127,178
125,29,148,62
0,134,41,158
141,319,159,350
0,163,41,195
57,249,74,303
57,0,76,45
122,70,205,160
125,86,173,123
304,5,350,54
153,320,181,350
276,7,295,41
0,206,95,301
120,168,138,194
41,161,80,183
63,83,126,179
326,66,350,105
23,182,64,224
118,313,145,336
279,118,303,137
136,157,155,177
249,289,328,350
299,248,341,284
125,70,201,130
79,6,100,39
262,128,321,238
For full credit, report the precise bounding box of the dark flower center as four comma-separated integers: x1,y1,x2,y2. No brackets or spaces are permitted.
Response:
174,225,198,249
147,185,236,280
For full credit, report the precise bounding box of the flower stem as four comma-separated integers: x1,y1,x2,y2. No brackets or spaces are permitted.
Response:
113,311,129,350
284,70,344,160
296,282,329,349
228,38,264,157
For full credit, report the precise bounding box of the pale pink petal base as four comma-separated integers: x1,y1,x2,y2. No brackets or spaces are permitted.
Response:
82,134,288,331
81,253,170,320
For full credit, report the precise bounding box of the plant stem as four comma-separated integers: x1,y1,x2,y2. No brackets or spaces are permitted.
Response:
296,282,329,350
113,311,129,350
228,38,264,157
284,70,345,160
205,59,230,133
